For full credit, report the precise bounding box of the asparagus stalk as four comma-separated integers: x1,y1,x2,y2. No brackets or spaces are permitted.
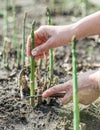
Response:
49,0,54,11
21,12,27,67
47,8,54,84
81,0,88,16
30,21,35,106
17,43,21,67
72,36,80,130
4,0,8,37
2,40,6,66
3,0,8,66
12,0,20,67
77,0,88,16
12,0,17,48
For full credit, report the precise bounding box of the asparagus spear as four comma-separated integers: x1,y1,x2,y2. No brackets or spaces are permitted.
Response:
30,21,35,106
21,12,27,67
72,36,80,130
47,8,54,85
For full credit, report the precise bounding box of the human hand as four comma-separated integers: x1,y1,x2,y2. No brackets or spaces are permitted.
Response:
42,70,100,105
27,12,100,59
27,25,74,59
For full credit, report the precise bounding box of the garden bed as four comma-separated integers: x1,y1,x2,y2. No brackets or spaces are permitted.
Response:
0,1,100,130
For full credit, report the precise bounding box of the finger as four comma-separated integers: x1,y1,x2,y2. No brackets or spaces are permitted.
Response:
27,34,49,57
26,31,43,57
61,89,73,104
34,52,49,60
42,83,71,98
34,29,46,44
31,37,54,57
26,35,31,56
34,51,49,59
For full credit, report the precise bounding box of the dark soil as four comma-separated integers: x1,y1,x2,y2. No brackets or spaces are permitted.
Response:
0,1,100,130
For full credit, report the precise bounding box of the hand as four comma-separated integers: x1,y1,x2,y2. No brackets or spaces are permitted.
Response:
27,12,100,59
42,70,100,105
27,25,74,59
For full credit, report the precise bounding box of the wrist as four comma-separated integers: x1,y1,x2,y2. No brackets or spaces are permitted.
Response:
71,21,84,40
60,24,77,44
64,23,81,42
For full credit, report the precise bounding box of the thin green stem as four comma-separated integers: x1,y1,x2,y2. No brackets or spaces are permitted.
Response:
2,42,6,65
17,43,21,67
12,0,16,48
49,0,54,10
3,0,8,66
21,12,27,67
76,0,88,16
30,21,35,106
4,0,8,37
81,0,88,16
47,8,54,84
49,48,53,83
72,36,80,130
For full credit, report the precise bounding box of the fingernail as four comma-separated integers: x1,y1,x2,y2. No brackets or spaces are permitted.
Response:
32,50,37,56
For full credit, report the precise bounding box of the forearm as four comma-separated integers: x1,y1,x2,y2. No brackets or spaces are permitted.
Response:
56,11,100,46
73,11,100,39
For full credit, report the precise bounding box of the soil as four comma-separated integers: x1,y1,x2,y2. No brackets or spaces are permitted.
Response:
0,1,100,130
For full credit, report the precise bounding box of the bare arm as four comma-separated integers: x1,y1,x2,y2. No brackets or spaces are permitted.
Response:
59,11,100,46
74,11,100,39
27,11,100,58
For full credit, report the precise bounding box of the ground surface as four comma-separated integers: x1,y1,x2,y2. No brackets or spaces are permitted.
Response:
0,0,100,130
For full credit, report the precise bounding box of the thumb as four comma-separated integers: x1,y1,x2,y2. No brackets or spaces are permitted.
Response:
61,89,73,104
31,38,54,56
